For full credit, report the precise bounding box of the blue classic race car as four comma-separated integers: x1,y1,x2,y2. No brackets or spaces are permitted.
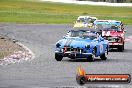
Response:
55,30,109,61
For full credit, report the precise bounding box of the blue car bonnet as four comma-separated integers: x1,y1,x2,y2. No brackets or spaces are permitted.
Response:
60,37,94,48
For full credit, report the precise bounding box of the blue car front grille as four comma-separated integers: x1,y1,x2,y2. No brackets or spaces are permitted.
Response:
63,47,84,53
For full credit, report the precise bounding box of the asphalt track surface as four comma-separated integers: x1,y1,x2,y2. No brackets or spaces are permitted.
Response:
0,24,132,88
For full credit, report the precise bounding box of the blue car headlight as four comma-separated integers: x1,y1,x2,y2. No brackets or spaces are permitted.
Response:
56,43,61,48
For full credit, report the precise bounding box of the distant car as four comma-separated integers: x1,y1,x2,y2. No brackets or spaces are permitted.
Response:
74,16,98,28
94,20,125,52
55,29,109,61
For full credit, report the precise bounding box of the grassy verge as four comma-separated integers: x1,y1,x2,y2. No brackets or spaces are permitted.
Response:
0,0,132,24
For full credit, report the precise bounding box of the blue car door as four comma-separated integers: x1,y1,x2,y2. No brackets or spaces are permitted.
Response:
98,36,105,55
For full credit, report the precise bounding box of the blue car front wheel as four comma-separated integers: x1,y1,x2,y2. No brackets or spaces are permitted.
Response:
55,53,63,61
87,54,95,62
100,53,107,60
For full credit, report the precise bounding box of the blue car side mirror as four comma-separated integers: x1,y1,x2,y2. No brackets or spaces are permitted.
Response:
101,38,104,41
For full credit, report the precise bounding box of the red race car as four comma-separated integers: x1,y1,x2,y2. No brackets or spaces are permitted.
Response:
94,20,126,52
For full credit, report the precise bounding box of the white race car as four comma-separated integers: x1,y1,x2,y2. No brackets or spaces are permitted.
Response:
74,16,98,28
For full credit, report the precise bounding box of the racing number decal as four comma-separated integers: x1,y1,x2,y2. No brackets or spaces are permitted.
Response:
100,45,103,53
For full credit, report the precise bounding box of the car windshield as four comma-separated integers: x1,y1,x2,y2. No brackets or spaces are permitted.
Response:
66,30,97,39
77,18,85,22
88,18,96,23
77,18,95,23
94,22,121,31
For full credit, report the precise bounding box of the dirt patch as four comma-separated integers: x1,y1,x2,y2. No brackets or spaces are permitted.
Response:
0,36,34,65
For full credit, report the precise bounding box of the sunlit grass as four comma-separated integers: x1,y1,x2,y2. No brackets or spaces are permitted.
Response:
0,0,132,24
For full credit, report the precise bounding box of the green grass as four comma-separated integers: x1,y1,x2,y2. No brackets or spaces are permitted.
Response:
0,0,132,24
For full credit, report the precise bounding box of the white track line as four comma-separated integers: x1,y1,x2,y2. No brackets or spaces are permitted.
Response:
16,42,35,60
40,0,132,7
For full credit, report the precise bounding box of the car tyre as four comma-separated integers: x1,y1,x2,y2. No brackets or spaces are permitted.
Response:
55,53,63,61
87,55,94,62
123,43,125,50
118,45,123,52
100,53,107,60
87,48,96,62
